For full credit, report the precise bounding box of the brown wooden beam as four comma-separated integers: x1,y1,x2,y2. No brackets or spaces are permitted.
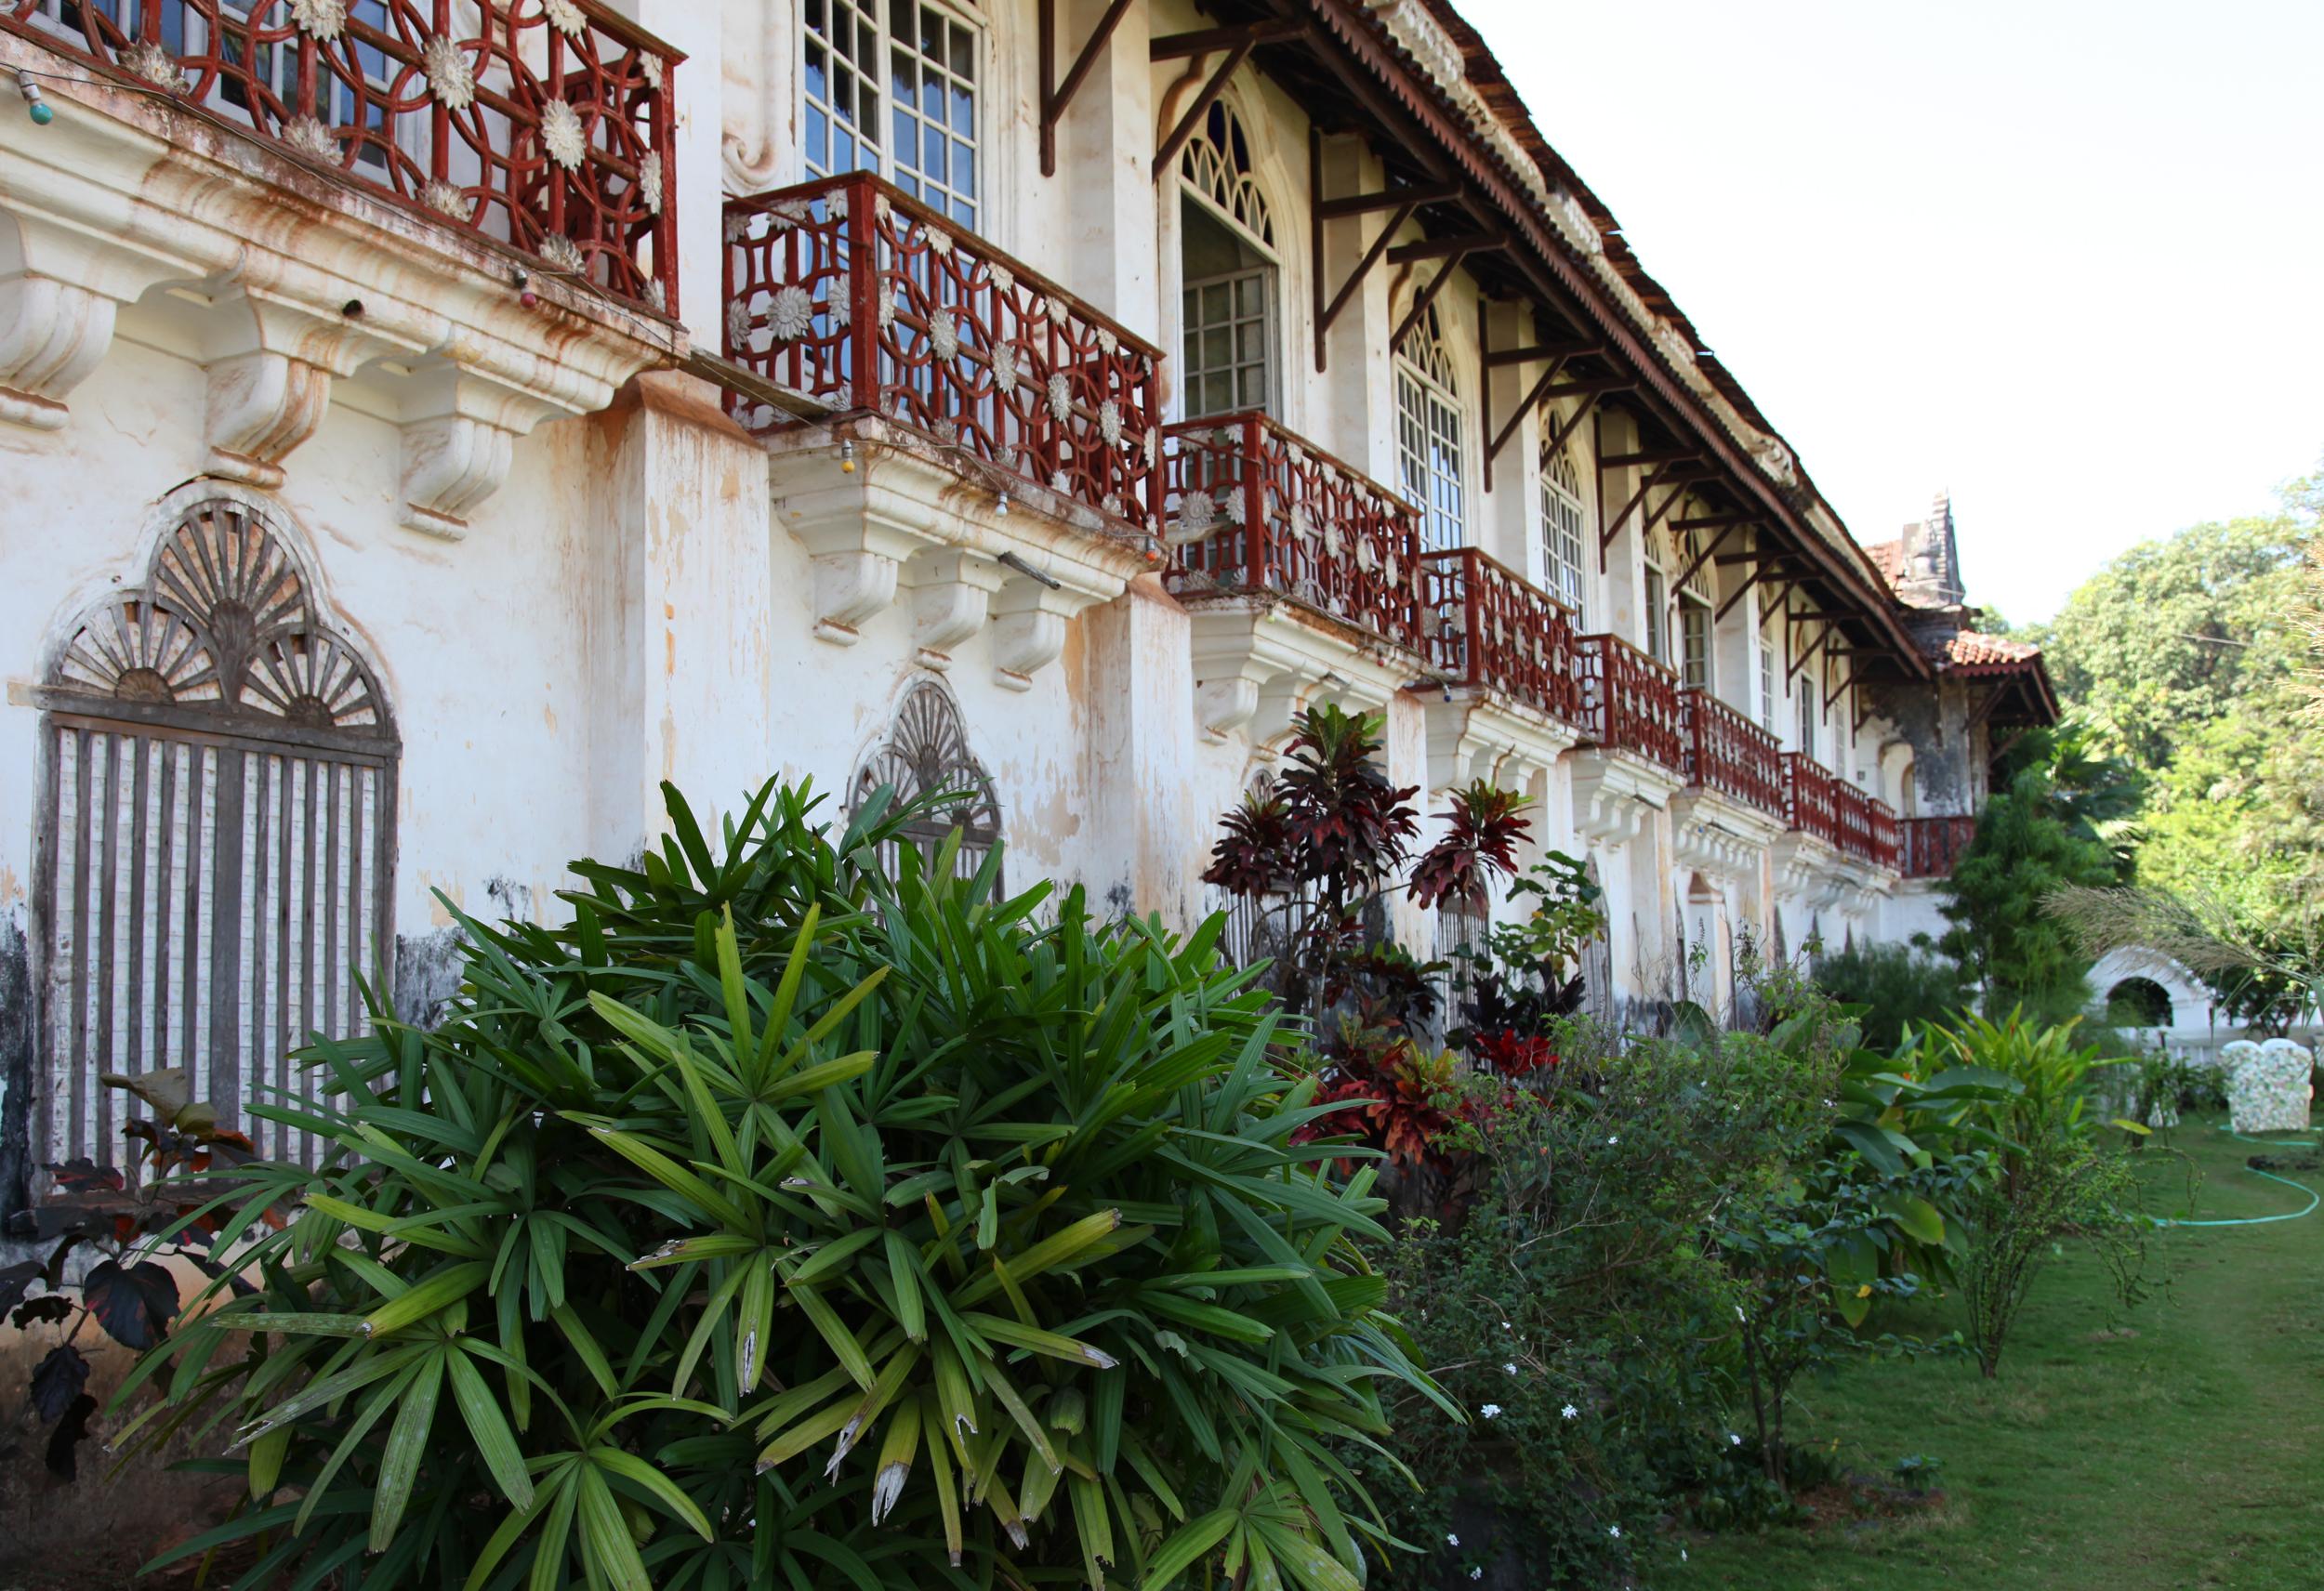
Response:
1153,40,1255,180
1387,232,1506,264
1042,0,1137,177
1148,19,1305,59
1391,245,1475,351
1716,565,1784,623
1671,522,1740,594
1670,512,1758,530
1317,181,1463,218
1542,376,1637,401
1541,390,1600,467
1485,337,1600,369
1601,446,1700,468
1484,350,1568,489
1786,622,1831,683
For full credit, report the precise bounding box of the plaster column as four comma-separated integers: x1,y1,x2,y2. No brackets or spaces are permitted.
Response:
1076,578,1201,927
588,372,775,862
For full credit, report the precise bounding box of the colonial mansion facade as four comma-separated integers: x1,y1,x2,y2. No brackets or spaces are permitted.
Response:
0,0,2053,1181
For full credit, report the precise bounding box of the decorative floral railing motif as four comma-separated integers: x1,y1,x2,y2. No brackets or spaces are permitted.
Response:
1576,633,1682,770
724,174,1165,534
1783,756,1902,868
5,0,681,311
1419,546,1580,722
1161,412,1422,648
1899,814,1977,878
1679,689,1784,818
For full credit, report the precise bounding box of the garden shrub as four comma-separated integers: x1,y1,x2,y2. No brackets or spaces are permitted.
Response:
1810,940,1972,1049
118,780,1443,1591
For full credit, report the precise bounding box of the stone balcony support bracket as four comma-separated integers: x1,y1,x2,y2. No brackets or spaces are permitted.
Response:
1183,599,1411,747
1570,751,1683,849
1419,688,1581,794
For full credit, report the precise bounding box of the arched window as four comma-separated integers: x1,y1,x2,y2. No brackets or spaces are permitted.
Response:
33,497,397,1172
1179,101,1277,418
802,0,982,225
1395,305,1465,551
851,681,1003,885
1538,439,1590,627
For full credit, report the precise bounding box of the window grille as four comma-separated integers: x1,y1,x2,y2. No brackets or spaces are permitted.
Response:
851,681,1003,886
1395,307,1466,551
1642,561,1669,664
33,498,397,1175
804,0,981,225
1539,440,1590,626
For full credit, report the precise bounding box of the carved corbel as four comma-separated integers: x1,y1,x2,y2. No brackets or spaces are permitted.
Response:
904,550,1010,670
198,290,379,488
390,368,546,540
1195,676,1262,740
812,551,904,646
0,275,115,430
989,578,1076,690
203,350,335,487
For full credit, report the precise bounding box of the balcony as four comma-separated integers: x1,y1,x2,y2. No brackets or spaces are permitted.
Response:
1419,546,1581,725
4,0,681,312
1163,411,1422,647
1576,634,1683,771
724,173,1163,538
1679,689,1785,820
1783,755,1901,870
1899,815,1977,878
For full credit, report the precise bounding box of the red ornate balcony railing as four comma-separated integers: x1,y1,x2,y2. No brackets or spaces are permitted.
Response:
1679,689,1785,818
1419,546,1580,722
1576,633,1682,770
6,0,681,312
1899,814,1977,878
724,174,1164,535
1783,756,1903,868
1784,753,1842,849
1161,412,1421,648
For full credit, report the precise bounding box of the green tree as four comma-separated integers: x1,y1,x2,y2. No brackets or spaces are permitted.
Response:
1939,728,2129,1019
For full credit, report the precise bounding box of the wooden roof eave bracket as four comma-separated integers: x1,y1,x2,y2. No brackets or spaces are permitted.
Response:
1042,0,1138,177
1480,298,1570,490
1152,33,1264,181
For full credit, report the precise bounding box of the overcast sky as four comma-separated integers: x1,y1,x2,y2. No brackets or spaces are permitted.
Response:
1459,0,2324,622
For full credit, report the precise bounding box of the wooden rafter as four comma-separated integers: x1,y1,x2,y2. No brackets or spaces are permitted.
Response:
1786,618,1831,684
1671,522,1743,593
1390,245,1476,352
1309,128,1458,373
1040,0,1138,177
1152,37,1259,180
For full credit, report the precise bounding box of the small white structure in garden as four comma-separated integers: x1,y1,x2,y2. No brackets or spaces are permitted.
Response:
2225,1040,2314,1135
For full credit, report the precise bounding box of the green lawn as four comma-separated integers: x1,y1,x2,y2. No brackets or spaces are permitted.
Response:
1682,1118,2324,1590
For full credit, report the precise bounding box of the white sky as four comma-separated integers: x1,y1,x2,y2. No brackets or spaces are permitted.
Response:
1458,0,2324,622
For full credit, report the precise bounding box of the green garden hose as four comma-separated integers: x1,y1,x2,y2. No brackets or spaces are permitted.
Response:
2143,1127,2320,1229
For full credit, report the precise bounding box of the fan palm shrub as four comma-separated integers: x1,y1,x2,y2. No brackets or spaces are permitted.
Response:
119,780,1445,1590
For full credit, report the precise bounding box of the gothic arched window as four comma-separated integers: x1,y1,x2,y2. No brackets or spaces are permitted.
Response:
1395,305,1465,551
1539,438,1590,626
33,497,397,1174
851,681,1003,885
1179,100,1278,418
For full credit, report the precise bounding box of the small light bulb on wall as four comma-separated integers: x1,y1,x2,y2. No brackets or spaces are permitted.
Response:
995,491,1010,518
18,70,53,125
512,267,537,309
838,440,856,474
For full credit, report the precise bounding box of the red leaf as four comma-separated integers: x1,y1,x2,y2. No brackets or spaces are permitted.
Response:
83,1258,179,1350
30,1342,89,1423
45,1157,125,1195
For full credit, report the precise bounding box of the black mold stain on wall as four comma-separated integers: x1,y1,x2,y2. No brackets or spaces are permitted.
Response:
0,912,32,1224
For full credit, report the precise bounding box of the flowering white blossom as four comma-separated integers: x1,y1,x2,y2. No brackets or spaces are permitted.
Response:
1608,1524,1621,1539
1469,1571,1483,1583
1728,1431,1742,1446
1607,1135,1619,1145
1446,1533,1459,1547
1561,1403,1578,1419
1480,1403,1502,1419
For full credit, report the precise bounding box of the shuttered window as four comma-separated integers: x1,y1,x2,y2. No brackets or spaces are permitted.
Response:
33,499,396,1174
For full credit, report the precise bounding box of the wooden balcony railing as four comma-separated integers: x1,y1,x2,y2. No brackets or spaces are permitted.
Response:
1162,412,1422,649
1419,546,1581,722
1576,633,1683,770
1784,753,1842,849
1899,814,1977,877
5,0,682,311
1680,689,1785,818
1784,755,1903,868
724,174,1164,534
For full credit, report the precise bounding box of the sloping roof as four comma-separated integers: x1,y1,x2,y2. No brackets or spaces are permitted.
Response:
1946,631,2042,669
1298,0,1929,674
1864,539,1907,590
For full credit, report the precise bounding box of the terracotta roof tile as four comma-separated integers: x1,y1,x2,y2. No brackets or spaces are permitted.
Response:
1946,631,2042,668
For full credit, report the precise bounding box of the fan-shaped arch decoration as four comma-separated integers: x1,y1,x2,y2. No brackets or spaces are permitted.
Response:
47,498,391,739
1181,100,1275,252
33,495,397,1177
851,681,1004,886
